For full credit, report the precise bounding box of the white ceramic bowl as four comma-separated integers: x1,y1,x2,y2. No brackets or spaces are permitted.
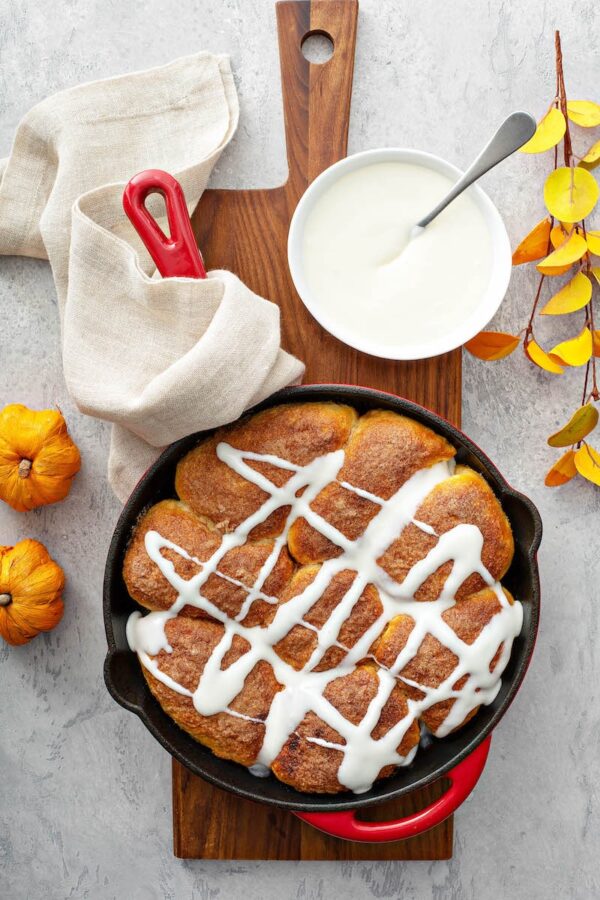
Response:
287,148,512,361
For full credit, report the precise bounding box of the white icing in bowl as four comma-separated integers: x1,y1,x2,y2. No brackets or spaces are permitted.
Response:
288,148,512,360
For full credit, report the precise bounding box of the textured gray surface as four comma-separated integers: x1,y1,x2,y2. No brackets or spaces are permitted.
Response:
1,1,599,898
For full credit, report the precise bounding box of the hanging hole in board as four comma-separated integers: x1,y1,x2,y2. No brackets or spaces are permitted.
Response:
301,30,334,64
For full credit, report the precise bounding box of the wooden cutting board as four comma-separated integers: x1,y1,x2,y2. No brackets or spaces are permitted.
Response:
175,0,460,860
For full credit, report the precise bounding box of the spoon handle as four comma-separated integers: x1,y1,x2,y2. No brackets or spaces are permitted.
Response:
416,111,537,229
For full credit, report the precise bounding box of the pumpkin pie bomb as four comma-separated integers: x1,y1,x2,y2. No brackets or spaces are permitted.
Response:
124,403,522,794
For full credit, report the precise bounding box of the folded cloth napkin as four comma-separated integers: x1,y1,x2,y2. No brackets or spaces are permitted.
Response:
0,53,304,500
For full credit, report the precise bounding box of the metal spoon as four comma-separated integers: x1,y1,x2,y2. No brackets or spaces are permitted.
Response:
411,111,537,237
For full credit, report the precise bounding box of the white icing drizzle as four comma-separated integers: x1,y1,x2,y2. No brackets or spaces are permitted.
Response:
127,440,523,794
248,763,271,778
412,518,437,536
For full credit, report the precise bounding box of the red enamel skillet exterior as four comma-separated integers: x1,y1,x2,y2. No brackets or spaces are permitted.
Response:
122,169,207,278
104,170,542,842
296,737,491,841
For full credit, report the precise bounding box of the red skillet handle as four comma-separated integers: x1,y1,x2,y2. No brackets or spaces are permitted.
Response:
123,169,207,279
295,736,491,843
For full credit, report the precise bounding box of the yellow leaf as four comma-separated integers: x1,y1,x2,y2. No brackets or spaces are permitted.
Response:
550,327,593,367
548,403,599,447
512,218,552,265
544,167,599,223
592,268,600,287
543,226,579,275
541,272,592,315
580,139,600,170
519,108,566,153
545,449,578,486
536,231,587,273
550,225,569,249
586,231,600,256
464,331,520,360
574,444,600,485
526,339,564,373
567,100,600,128
542,264,576,276
593,329,600,357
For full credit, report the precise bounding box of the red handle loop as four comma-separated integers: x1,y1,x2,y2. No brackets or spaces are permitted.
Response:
123,169,206,279
295,736,491,843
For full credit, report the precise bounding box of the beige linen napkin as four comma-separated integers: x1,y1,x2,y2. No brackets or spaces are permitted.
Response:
0,53,304,500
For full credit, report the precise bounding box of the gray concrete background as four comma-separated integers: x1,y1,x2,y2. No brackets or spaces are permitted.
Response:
1,1,599,897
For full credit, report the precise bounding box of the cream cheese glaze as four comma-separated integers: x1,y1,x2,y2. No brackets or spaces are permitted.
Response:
127,440,522,794
301,161,492,351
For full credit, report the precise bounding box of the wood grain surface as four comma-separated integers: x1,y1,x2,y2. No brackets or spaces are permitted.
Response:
172,763,452,860
174,0,460,860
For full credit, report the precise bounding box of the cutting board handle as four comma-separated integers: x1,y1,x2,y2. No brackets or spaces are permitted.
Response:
276,0,358,200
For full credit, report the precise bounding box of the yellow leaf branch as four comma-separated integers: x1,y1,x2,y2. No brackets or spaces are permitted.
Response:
467,30,600,488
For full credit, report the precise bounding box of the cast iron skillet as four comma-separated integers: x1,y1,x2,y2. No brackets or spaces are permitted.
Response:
103,383,542,814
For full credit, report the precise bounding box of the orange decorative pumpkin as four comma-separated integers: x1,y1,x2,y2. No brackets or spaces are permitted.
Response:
0,540,65,646
0,404,81,511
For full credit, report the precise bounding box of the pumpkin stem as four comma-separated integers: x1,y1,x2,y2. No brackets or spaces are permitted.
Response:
0,593,11,606
18,458,32,478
